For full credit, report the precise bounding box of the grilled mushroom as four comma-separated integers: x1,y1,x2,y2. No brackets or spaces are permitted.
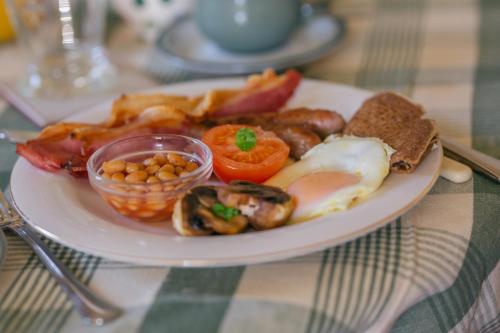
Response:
173,181,295,236
217,181,295,230
172,186,248,236
200,206,248,235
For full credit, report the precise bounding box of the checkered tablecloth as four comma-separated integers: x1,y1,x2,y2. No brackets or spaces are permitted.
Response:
0,0,499,332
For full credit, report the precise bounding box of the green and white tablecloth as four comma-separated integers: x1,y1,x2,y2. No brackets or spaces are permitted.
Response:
0,0,499,332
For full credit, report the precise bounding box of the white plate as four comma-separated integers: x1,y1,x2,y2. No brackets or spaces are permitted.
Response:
10,79,442,267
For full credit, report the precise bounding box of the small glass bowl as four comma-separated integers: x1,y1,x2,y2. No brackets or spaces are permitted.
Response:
87,134,213,222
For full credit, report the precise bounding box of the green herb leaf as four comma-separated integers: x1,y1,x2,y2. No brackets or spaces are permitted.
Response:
235,128,257,151
212,203,240,221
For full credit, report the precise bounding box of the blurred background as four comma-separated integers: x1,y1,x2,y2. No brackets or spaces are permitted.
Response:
0,0,480,148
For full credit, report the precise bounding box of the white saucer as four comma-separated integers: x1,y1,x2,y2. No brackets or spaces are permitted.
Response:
155,14,345,75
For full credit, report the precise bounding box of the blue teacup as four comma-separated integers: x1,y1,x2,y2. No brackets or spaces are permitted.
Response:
195,0,302,53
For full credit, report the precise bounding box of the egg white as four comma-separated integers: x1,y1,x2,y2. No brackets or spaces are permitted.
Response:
265,135,395,223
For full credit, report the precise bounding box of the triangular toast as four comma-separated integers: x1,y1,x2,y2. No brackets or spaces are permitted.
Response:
344,92,437,173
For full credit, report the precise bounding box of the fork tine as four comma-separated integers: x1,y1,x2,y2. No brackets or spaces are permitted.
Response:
0,191,17,218
0,191,21,227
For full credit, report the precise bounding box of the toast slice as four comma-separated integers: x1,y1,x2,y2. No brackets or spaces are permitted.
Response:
344,92,437,173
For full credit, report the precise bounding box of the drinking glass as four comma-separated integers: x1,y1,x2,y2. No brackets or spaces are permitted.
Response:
7,0,116,98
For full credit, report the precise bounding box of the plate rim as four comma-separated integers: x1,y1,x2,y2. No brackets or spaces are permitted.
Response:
155,14,346,75
9,78,443,267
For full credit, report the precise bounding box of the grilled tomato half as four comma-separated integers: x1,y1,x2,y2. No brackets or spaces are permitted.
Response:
202,125,289,183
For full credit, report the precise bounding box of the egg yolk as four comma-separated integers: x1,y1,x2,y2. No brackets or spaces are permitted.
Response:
287,171,360,211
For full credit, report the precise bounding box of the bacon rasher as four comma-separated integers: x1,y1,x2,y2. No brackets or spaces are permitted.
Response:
16,70,302,177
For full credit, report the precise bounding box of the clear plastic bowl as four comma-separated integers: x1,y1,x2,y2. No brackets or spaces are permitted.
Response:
87,134,213,222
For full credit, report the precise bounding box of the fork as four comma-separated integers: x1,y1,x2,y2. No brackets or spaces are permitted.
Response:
0,191,122,326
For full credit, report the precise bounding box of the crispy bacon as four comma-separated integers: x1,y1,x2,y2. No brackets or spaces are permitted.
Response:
16,70,305,177
211,69,301,117
16,136,83,173
16,106,202,177
106,69,302,122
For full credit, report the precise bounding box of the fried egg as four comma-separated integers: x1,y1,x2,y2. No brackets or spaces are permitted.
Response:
265,135,394,223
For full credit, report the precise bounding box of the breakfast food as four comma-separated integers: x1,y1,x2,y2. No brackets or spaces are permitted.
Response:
98,186,177,222
265,136,394,223
172,181,295,236
264,107,346,138
108,68,301,123
92,150,204,222
204,108,345,158
100,152,199,184
202,125,290,183
14,67,440,236
343,92,437,173
17,107,342,177
16,106,199,176
16,70,309,177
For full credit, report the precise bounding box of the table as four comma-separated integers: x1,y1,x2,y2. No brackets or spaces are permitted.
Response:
0,0,499,332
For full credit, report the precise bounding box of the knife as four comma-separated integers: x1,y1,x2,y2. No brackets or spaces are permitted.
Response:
441,137,500,183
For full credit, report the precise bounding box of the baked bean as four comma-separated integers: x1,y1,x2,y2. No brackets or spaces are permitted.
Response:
111,172,125,181
125,170,148,183
159,163,175,174
149,184,163,192
153,153,168,165
126,162,143,174
185,161,199,172
175,166,184,175
109,198,124,209
163,185,175,191
143,158,157,167
167,153,186,167
127,196,141,211
137,210,156,218
102,160,126,174
128,204,140,211
110,195,126,204
145,164,160,175
178,171,190,177
146,198,167,210
146,176,160,183
157,171,177,181
100,152,203,222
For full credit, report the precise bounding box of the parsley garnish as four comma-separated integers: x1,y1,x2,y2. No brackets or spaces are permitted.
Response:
235,128,257,151
212,203,240,221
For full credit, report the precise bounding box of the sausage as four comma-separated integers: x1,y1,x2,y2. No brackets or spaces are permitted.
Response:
202,114,271,128
268,125,321,159
203,108,341,158
209,108,345,139
272,108,345,138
